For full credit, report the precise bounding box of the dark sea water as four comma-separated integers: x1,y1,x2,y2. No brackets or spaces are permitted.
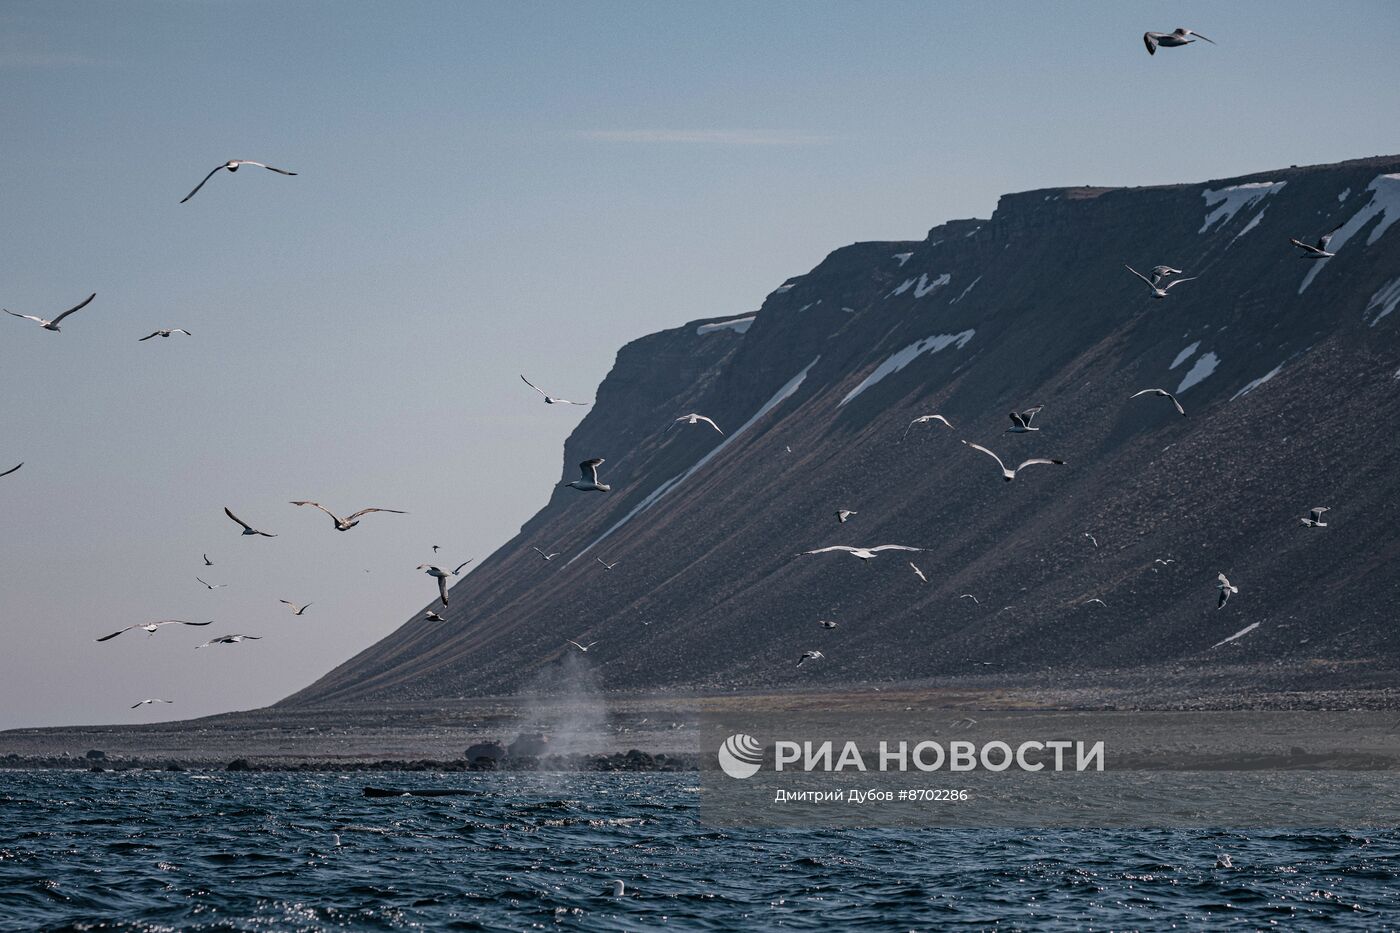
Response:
1,771,1397,931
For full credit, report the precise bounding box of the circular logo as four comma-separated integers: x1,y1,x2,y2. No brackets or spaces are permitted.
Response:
717,733,763,779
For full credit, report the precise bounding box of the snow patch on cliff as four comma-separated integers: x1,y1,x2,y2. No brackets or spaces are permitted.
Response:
1230,363,1285,400
1176,351,1219,393
1229,208,1267,245
568,358,821,563
1367,277,1400,326
913,273,951,298
888,277,916,298
840,331,974,406
1300,173,1400,294
696,316,755,336
1170,341,1201,369
892,252,913,267
950,276,982,304
1199,181,1285,234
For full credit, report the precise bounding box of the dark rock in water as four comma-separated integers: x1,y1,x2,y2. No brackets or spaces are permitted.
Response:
165,762,187,772
87,765,105,773
508,733,549,758
84,750,105,760
464,741,506,761
225,758,251,771
469,756,499,771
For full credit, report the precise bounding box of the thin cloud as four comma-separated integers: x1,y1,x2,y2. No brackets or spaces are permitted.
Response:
577,129,835,146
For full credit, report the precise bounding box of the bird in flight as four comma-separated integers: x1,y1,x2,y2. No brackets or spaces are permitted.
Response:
1006,406,1044,434
1125,265,1199,298
417,560,473,606
802,544,923,561
1083,532,1098,548
1083,598,1108,608
1143,27,1215,55
566,639,599,653
432,545,441,553
902,414,953,441
835,509,857,523
959,594,980,605
225,507,276,537
4,293,96,332
520,374,588,405
425,610,447,622
532,546,561,561
290,501,406,531
961,441,1065,482
595,557,618,571
910,562,928,584
202,553,213,566
1131,388,1186,416
797,650,825,667
279,600,312,616
819,620,840,629
195,634,262,649
1300,507,1330,528
1149,265,1184,283
181,160,297,203
668,413,724,435
97,619,213,642
196,577,228,590
1,463,21,478
131,698,174,709
139,329,191,341
1290,223,1345,259
1216,573,1238,609
564,458,611,492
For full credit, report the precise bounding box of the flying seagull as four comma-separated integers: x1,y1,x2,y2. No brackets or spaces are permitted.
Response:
1216,572,1238,609
797,650,825,667
835,509,857,523
279,600,312,616
802,544,923,561
910,562,928,584
417,560,473,606
819,620,840,629
1131,388,1186,416
1,463,21,478
1300,507,1330,528
901,414,954,441
181,160,297,203
224,507,276,537
1143,27,1215,55
3,292,96,332
131,698,174,709
668,413,724,435
202,553,213,566
425,610,446,621
1154,558,1176,566
961,441,1066,482
1150,265,1184,284
564,458,610,492
595,556,618,571
195,634,261,649
959,594,980,605
566,639,599,653
290,501,406,531
520,374,588,405
432,545,440,553
1006,405,1044,434
96,619,212,642
1290,223,1345,258
1084,532,1098,548
1125,265,1199,298
196,577,228,590
138,329,191,341
532,546,561,561
1084,598,1108,608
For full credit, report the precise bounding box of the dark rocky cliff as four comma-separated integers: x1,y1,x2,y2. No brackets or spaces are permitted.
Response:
287,155,1400,707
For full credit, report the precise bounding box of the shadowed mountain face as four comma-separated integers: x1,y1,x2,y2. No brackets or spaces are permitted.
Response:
288,155,1400,708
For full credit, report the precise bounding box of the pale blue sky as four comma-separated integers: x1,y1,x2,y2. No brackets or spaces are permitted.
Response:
2,1,1396,729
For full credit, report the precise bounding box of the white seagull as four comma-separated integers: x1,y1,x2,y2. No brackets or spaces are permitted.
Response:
910,562,928,583
4,292,96,332
959,594,980,604
195,634,261,649
532,546,561,561
797,650,825,667
1006,405,1044,434
139,329,191,341
819,620,840,629
196,577,228,590
835,509,857,523
1216,573,1238,609
1290,223,1345,258
1,463,21,478
279,600,312,616
520,374,588,405
131,698,174,709
1131,388,1186,416
181,160,297,203
1084,598,1108,608
595,557,618,571
1150,265,1184,283
97,619,212,642
802,544,923,562
1143,27,1215,55
290,501,406,531
961,441,1065,482
224,507,276,537
1125,265,1199,298
564,458,610,492
1084,532,1098,547
902,414,954,441
1300,507,1330,528
425,610,446,621
417,560,473,606
668,413,724,435
566,639,599,653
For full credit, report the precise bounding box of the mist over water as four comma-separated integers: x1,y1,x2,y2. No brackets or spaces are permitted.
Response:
512,652,608,758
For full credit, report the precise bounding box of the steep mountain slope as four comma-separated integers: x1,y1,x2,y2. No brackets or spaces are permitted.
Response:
288,155,1400,707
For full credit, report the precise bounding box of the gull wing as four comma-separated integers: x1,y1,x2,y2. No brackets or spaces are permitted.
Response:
96,624,140,642
1014,458,1066,473
48,293,96,326
138,332,161,341
257,163,297,176
344,507,407,522
696,415,724,434
181,165,224,203
290,500,342,524
1189,30,1215,44
451,559,473,574
437,575,449,606
224,507,254,532
1019,405,1043,426
1143,32,1159,54
520,374,549,398
1310,507,1330,522
1317,222,1345,251
1289,237,1324,255
0,462,21,477
579,458,604,483
4,310,47,324
962,441,1007,473
870,545,922,553
802,546,858,555
1163,276,1200,291
1124,264,1157,288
